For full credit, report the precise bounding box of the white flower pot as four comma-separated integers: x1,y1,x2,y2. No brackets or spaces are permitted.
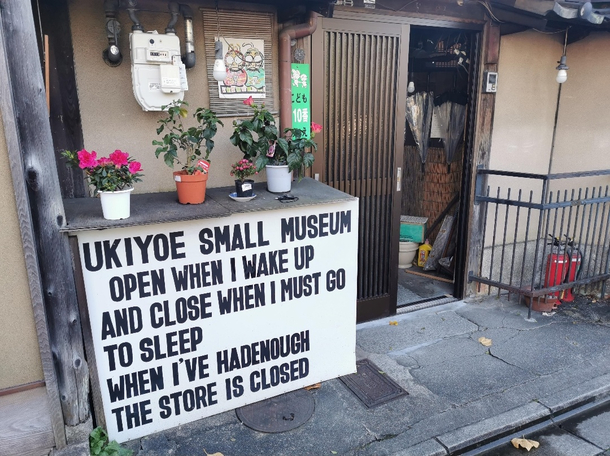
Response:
265,165,292,193
98,187,134,220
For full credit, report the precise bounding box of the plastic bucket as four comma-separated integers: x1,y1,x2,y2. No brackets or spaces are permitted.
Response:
398,241,419,268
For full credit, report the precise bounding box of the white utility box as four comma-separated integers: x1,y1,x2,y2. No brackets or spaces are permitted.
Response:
130,30,188,111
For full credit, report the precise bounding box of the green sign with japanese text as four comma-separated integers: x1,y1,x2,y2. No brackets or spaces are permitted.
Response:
291,63,310,138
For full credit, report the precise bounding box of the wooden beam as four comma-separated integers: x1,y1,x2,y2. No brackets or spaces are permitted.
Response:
0,0,89,433
0,13,66,449
464,20,501,297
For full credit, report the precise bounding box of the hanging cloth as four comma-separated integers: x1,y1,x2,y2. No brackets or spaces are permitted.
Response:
405,92,434,166
434,101,466,165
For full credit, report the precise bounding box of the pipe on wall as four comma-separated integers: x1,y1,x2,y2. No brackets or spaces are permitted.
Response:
279,11,318,131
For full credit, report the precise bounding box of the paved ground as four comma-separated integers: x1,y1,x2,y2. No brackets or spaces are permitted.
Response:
475,399,610,455
56,295,610,455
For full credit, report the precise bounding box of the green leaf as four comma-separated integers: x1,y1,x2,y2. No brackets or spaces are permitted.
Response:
239,131,253,145
302,152,315,168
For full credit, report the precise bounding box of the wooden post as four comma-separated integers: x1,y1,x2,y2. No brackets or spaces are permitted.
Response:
0,0,90,432
464,20,501,296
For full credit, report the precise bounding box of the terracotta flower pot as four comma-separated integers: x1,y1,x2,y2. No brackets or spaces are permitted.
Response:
173,171,208,204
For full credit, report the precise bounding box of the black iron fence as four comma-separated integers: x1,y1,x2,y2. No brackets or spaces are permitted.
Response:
469,167,610,318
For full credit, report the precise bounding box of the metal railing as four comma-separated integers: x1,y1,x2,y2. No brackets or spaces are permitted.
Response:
469,167,610,318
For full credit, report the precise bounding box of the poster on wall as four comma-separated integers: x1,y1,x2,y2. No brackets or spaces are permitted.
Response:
76,201,358,443
291,63,311,139
218,38,265,99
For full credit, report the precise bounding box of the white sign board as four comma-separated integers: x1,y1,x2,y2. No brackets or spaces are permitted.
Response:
76,201,358,443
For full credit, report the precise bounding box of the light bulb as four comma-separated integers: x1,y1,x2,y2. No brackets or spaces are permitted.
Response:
556,69,567,84
407,81,415,93
213,40,226,82
213,59,226,81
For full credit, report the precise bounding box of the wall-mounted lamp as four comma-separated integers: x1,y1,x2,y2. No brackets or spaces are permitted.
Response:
213,40,227,81
556,29,569,84
212,3,226,82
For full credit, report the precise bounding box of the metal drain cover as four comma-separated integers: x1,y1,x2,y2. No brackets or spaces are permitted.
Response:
236,389,315,433
340,359,408,408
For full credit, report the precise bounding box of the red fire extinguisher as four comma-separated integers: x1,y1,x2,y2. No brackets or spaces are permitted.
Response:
544,235,582,305
544,236,568,306
561,241,582,302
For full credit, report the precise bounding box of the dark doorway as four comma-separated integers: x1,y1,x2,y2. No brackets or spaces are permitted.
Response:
398,26,477,308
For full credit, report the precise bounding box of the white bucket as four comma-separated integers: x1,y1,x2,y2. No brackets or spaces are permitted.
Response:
398,241,419,268
265,165,292,193
99,187,133,220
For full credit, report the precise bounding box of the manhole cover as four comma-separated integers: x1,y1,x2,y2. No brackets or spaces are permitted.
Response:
236,389,315,433
340,359,408,408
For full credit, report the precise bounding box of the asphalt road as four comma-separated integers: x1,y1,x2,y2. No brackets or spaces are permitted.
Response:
471,399,610,456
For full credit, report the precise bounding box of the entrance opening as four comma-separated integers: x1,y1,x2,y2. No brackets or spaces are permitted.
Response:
398,26,475,308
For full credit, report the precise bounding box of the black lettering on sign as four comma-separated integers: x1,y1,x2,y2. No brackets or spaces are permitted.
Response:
111,400,153,432
139,327,204,362
101,306,143,340
158,383,218,419
149,293,213,329
294,245,314,270
280,273,321,302
103,342,133,371
82,231,187,272
225,376,244,400
326,269,346,291
108,269,166,302
184,355,210,382
241,249,289,279
280,210,352,243
171,260,223,292
198,222,269,255
250,358,309,392
216,330,310,374
217,284,265,315
106,366,164,402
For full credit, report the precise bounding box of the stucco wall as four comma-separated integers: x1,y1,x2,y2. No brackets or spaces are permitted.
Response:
0,111,44,389
484,31,561,245
69,0,278,194
552,33,610,174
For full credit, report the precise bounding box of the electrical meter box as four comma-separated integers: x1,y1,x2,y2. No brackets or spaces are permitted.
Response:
130,30,188,111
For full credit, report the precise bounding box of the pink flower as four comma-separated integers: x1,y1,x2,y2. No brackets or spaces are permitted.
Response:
77,150,97,169
109,150,129,166
129,161,142,174
97,157,112,166
311,122,323,134
267,142,276,157
243,96,254,106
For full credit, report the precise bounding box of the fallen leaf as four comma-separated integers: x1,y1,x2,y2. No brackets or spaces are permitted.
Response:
478,337,492,347
305,383,321,391
203,450,224,456
389,321,398,326
331,452,338,455
510,438,540,451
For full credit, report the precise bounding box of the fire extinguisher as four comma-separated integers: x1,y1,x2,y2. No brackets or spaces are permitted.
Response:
544,235,582,305
544,235,568,306
562,238,582,302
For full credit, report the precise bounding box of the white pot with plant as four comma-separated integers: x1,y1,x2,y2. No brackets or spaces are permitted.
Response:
230,96,321,193
62,149,144,220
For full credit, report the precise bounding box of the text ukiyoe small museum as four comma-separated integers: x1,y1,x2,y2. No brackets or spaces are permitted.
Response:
2,0,610,453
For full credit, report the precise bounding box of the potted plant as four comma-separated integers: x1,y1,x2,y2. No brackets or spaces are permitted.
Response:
62,149,143,220
230,96,321,193
230,158,258,197
153,100,223,204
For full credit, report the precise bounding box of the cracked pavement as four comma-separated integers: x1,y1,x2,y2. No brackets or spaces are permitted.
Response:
57,296,610,456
